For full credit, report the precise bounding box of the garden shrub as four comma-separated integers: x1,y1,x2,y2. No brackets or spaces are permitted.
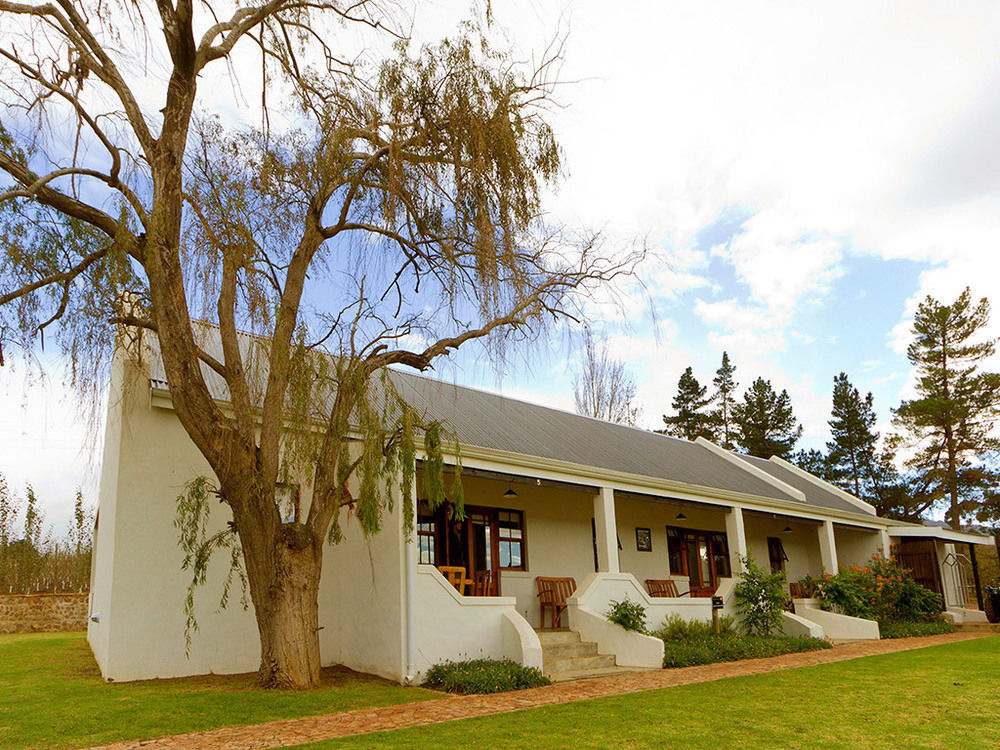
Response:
879,620,956,639
423,658,549,694
814,552,944,625
734,553,787,636
653,613,829,667
606,596,648,634
661,633,831,668
651,613,735,641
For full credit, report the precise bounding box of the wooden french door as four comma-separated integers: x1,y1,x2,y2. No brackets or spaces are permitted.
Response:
685,531,718,597
465,506,501,596
667,526,731,598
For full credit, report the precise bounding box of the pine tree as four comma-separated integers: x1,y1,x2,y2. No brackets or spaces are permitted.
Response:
826,373,879,498
733,377,802,458
792,448,832,479
893,288,1000,529
662,367,715,440
711,352,739,450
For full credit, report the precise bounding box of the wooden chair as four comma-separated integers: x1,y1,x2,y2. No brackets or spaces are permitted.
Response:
535,576,576,629
644,579,690,598
438,566,471,595
473,569,494,596
789,581,812,599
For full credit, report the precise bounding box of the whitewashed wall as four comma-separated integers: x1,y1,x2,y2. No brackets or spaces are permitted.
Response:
743,515,823,582
833,525,882,570
88,355,407,682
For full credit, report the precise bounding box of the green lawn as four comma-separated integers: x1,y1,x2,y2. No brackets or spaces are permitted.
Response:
299,637,1000,750
0,632,436,750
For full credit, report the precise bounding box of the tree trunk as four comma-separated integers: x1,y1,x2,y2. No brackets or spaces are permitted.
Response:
246,523,324,689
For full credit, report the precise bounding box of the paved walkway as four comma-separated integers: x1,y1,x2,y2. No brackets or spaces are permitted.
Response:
88,632,993,750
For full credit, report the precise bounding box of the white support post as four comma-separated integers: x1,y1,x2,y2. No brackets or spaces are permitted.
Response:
819,520,839,574
404,476,417,684
725,506,748,575
880,529,892,558
593,487,619,574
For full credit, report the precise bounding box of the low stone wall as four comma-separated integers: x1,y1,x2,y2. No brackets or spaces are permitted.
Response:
0,592,89,634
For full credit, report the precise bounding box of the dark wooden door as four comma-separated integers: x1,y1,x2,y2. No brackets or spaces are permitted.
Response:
685,531,717,597
465,506,501,596
897,539,944,608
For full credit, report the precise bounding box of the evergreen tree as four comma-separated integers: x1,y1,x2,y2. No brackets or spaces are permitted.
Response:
23,484,42,550
792,448,832,479
826,373,879,498
893,288,1000,529
711,351,739,450
733,377,802,458
662,367,715,440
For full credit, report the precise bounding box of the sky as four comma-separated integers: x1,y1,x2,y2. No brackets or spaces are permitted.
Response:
4,0,1000,533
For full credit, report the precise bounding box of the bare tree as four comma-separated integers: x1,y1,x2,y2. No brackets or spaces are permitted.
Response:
573,331,640,426
0,0,638,688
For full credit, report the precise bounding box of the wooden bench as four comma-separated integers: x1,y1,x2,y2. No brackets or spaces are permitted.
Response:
644,579,690,598
536,576,576,629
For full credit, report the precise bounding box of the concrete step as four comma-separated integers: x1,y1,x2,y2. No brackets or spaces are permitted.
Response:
544,652,617,675
548,665,649,683
955,622,1000,632
541,641,599,659
535,629,582,646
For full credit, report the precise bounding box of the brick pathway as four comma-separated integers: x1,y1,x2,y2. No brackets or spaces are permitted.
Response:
87,632,994,750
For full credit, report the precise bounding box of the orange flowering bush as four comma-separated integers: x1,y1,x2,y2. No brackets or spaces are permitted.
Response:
814,552,943,624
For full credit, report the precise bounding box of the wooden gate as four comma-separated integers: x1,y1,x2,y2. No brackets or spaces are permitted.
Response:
896,539,944,609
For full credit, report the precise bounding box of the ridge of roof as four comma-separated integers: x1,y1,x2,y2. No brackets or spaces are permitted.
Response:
767,455,877,515
696,438,806,503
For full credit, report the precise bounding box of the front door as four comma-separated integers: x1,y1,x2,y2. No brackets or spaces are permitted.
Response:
685,531,717,598
466,507,500,595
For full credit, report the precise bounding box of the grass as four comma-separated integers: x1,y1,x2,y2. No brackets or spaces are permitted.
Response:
0,631,436,750
295,636,1000,749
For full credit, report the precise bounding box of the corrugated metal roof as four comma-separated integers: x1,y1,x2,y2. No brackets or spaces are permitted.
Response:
736,455,874,516
144,326,816,508
389,371,801,502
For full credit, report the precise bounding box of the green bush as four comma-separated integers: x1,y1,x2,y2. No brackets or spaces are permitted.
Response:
879,620,956,639
652,613,735,641
661,633,831,668
814,552,944,625
423,658,549,694
606,596,648,634
734,553,787,636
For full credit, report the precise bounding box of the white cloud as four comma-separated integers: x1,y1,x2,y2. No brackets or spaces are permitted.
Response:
0,366,101,536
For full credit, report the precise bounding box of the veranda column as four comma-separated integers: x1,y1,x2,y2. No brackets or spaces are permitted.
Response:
818,520,839,573
725,506,748,575
880,529,892,558
593,487,620,574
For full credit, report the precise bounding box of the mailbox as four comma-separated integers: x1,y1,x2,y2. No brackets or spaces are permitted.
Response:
711,596,724,609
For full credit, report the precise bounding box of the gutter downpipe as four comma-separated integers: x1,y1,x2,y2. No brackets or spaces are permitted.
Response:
404,479,417,685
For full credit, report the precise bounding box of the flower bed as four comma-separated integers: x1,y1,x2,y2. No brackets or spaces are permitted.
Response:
878,620,956,639
653,614,830,668
804,552,951,639
423,658,549,694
